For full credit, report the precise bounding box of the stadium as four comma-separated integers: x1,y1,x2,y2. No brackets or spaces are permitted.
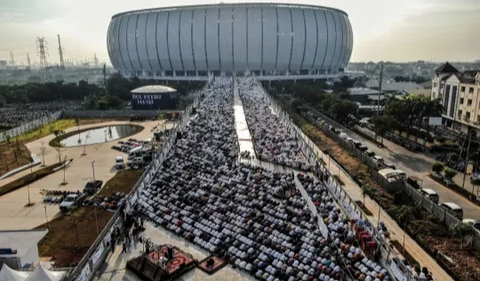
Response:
107,3,353,80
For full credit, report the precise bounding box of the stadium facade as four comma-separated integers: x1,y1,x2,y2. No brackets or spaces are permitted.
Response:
107,3,353,80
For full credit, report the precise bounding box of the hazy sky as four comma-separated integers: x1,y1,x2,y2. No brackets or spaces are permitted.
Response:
0,0,479,66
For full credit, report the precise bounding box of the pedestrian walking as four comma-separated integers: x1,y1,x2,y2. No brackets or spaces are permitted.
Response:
122,241,127,253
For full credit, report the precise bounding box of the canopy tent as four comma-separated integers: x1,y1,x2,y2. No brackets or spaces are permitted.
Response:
0,264,31,281
24,265,64,281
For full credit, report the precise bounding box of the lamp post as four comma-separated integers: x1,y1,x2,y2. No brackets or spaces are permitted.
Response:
44,204,50,229
91,160,99,235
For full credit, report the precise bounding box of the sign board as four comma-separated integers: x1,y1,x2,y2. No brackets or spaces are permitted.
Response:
91,243,104,266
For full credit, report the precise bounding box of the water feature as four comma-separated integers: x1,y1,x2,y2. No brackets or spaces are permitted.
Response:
60,125,142,147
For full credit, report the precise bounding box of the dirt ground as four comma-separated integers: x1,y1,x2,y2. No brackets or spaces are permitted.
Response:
35,206,114,267
98,169,143,197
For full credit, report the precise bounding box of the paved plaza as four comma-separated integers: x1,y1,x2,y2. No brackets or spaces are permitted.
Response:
0,120,160,230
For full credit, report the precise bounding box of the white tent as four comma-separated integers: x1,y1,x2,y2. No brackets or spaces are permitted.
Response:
24,265,64,281
0,264,30,281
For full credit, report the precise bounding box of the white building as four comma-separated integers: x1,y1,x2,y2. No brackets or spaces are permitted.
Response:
431,62,480,133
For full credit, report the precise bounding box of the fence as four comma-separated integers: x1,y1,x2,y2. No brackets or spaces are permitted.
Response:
65,92,202,281
63,110,161,119
0,111,63,142
261,90,414,281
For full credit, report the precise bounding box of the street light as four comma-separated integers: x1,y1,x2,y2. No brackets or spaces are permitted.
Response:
91,160,99,235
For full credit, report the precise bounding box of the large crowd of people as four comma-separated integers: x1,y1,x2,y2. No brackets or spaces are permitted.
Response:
0,101,82,127
135,77,398,281
238,78,311,171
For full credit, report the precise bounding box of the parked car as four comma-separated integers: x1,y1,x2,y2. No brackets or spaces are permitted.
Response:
59,193,86,212
383,163,396,170
420,188,439,204
358,145,368,152
372,156,385,168
463,219,480,231
83,180,103,195
364,150,375,157
406,176,421,189
115,156,125,169
127,157,145,168
439,202,463,220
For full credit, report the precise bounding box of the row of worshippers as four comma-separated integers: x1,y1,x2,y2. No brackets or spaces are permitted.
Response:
134,78,393,281
237,78,311,171
0,100,83,127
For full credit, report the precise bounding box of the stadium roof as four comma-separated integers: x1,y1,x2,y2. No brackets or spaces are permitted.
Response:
112,3,348,18
131,85,176,94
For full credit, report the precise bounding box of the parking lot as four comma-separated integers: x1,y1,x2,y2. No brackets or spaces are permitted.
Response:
307,107,480,220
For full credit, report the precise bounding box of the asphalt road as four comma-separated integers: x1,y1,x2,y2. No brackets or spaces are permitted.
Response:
306,108,480,220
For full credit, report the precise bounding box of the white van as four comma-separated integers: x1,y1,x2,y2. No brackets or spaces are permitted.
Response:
115,156,125,169
372,156,384,168
440,202,463,220
420,188,439,204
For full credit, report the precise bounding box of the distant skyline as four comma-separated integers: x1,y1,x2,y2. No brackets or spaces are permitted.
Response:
0,0,479,66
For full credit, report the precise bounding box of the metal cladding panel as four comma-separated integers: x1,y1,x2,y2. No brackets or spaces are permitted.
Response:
107,18,118,70
146,12,162,71
276,8,292,71
168,11,182,71
205,8,220,70
323,10,336,71
312,9,328,70
290,8,305,70
192,9,207,71
127,14,141,71
262,8,276,71
137,13,152,72
156,13,170,71
219,7,234,71
233,7,247,72
302,9,317,70
180,9,194,71
339,13,349,69
118,16,130,72
247,7,262,71
343,14,353,68
330,12,343,71
112,17,123,70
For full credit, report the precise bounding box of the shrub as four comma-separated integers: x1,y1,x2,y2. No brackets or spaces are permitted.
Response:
432,162,444,173
444,168,457,179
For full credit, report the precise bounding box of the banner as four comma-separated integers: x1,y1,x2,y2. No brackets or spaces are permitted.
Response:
75,263,91,281
390,261,407,281
91,243,105,266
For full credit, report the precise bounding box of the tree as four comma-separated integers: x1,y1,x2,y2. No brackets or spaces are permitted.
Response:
444,168,457,179
372,115,398,144
432,162,444,173
449,222,475,249
361,185,369,205
395,205,415,253
471,178,480,196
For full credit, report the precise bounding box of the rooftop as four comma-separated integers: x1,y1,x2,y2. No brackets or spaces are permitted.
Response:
131,85,177,94
435,62,459,74
0,229,48,268
112,2,348,18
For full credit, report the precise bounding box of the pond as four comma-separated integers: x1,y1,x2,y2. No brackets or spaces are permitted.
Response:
60,125,143,147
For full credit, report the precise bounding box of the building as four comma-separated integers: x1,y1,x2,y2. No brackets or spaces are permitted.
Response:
131,85,178,110
431,62,480,132
0,229,48,270
366,80,423,94
107,3,353,80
